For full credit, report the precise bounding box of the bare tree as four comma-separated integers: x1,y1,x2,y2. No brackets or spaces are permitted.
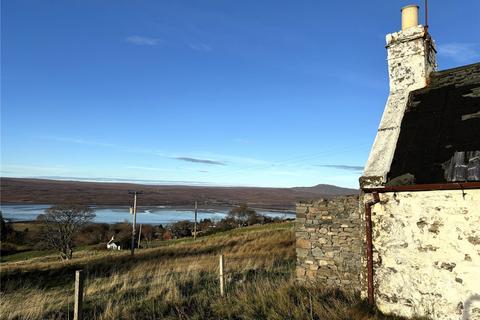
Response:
227,203,259,226
41,204,95,260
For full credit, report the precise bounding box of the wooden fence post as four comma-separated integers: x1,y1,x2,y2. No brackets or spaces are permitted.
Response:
74,270,84,320
219,254,225,297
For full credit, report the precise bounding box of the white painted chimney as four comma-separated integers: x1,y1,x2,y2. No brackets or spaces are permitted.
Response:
361,5,437,187
386,5,436,93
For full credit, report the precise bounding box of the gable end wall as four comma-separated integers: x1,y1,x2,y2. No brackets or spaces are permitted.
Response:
364,189,480,320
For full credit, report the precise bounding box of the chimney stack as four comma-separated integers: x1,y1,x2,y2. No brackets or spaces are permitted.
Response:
362,4,437,186
401,5,419,30
385,4,436,93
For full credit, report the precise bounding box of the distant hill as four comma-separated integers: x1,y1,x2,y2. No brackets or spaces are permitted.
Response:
0,178,358,210
291,184,358,196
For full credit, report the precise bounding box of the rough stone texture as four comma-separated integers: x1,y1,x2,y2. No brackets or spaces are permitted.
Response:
362,25,437,187
364,190,480,320
295,195,361,291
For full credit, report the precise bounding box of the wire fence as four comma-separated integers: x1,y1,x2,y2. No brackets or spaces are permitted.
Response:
1,252,295,320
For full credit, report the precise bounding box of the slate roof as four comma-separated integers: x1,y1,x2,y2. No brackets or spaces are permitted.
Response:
387,62,480,185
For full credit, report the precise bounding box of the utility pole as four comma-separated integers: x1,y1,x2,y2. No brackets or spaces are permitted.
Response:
137,224,142,249
128,190,143,256
194,201,198,240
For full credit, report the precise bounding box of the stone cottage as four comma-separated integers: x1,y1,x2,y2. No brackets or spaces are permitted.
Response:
296,4,480,320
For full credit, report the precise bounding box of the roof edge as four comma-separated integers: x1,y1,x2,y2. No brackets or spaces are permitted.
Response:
431,61,480,77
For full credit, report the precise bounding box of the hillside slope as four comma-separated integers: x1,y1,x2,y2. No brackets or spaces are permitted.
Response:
0,178,358,209
0,223,413,320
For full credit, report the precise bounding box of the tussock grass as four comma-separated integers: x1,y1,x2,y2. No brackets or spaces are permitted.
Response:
0,222,421,319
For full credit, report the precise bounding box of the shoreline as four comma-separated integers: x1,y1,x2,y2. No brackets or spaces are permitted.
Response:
0,202,295,213
1,203,295,225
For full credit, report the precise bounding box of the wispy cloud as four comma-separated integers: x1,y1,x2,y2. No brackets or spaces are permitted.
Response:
317,164,364,172
125,35,161,46
34,176,211,185
46,136,164,156
233,138,250,144
197,153,267,165
44,136,267,166
438,43,480,64
175,157,225,165
187,43,212,52
2,164,71,173
125,166,168,172
48,137,117,148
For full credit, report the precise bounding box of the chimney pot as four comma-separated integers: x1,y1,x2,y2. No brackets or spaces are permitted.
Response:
401,5,419,31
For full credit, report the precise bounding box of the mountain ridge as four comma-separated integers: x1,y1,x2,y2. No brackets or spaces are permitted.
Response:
0,178,358,210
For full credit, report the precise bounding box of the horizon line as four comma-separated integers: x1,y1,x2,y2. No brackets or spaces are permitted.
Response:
0,175,359,190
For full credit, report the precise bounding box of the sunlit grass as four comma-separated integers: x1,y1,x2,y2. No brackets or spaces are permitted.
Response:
0,222,422,320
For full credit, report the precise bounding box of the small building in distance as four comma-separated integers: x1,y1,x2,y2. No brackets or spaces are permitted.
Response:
106,236,121,250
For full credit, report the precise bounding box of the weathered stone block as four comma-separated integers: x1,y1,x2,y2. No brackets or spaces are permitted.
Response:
312,247,323,257
296,238,311,249
296,248,308,258
295,232,309,238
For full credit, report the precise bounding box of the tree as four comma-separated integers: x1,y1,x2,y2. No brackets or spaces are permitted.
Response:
0,211,6,241
110,222,132,249
227,203,259,226
198,218,214,231
1,211,15,242
141,224,155,248
41,204,95,260
170,220,193,238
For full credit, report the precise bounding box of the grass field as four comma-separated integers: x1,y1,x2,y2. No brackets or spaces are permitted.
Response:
0,222,420,320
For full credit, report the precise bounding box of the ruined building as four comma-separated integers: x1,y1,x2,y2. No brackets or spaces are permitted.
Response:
296,5,480,320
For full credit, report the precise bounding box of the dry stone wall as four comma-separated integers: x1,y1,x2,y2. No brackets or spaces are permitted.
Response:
295,195,361,291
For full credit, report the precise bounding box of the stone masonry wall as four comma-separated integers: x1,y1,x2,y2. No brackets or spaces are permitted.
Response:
363,190,480,320
295,195,361,291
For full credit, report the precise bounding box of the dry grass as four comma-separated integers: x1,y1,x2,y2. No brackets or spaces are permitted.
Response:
0,222,419,320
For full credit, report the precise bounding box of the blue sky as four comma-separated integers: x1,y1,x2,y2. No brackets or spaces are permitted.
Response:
1,1,479,188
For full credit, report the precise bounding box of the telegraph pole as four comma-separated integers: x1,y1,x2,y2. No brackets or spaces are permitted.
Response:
137,224,142,249
194,201,198,240
128,190,143,256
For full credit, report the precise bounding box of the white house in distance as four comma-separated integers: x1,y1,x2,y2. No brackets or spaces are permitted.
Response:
360,4,480,320
106,236,121,250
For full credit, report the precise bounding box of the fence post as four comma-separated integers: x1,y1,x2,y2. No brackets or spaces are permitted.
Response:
219,254,225,296
74,270,84,320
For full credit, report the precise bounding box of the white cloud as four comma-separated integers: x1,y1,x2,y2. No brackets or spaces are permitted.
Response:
188,43,212,52
125,35,161,46
438,43,480,64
